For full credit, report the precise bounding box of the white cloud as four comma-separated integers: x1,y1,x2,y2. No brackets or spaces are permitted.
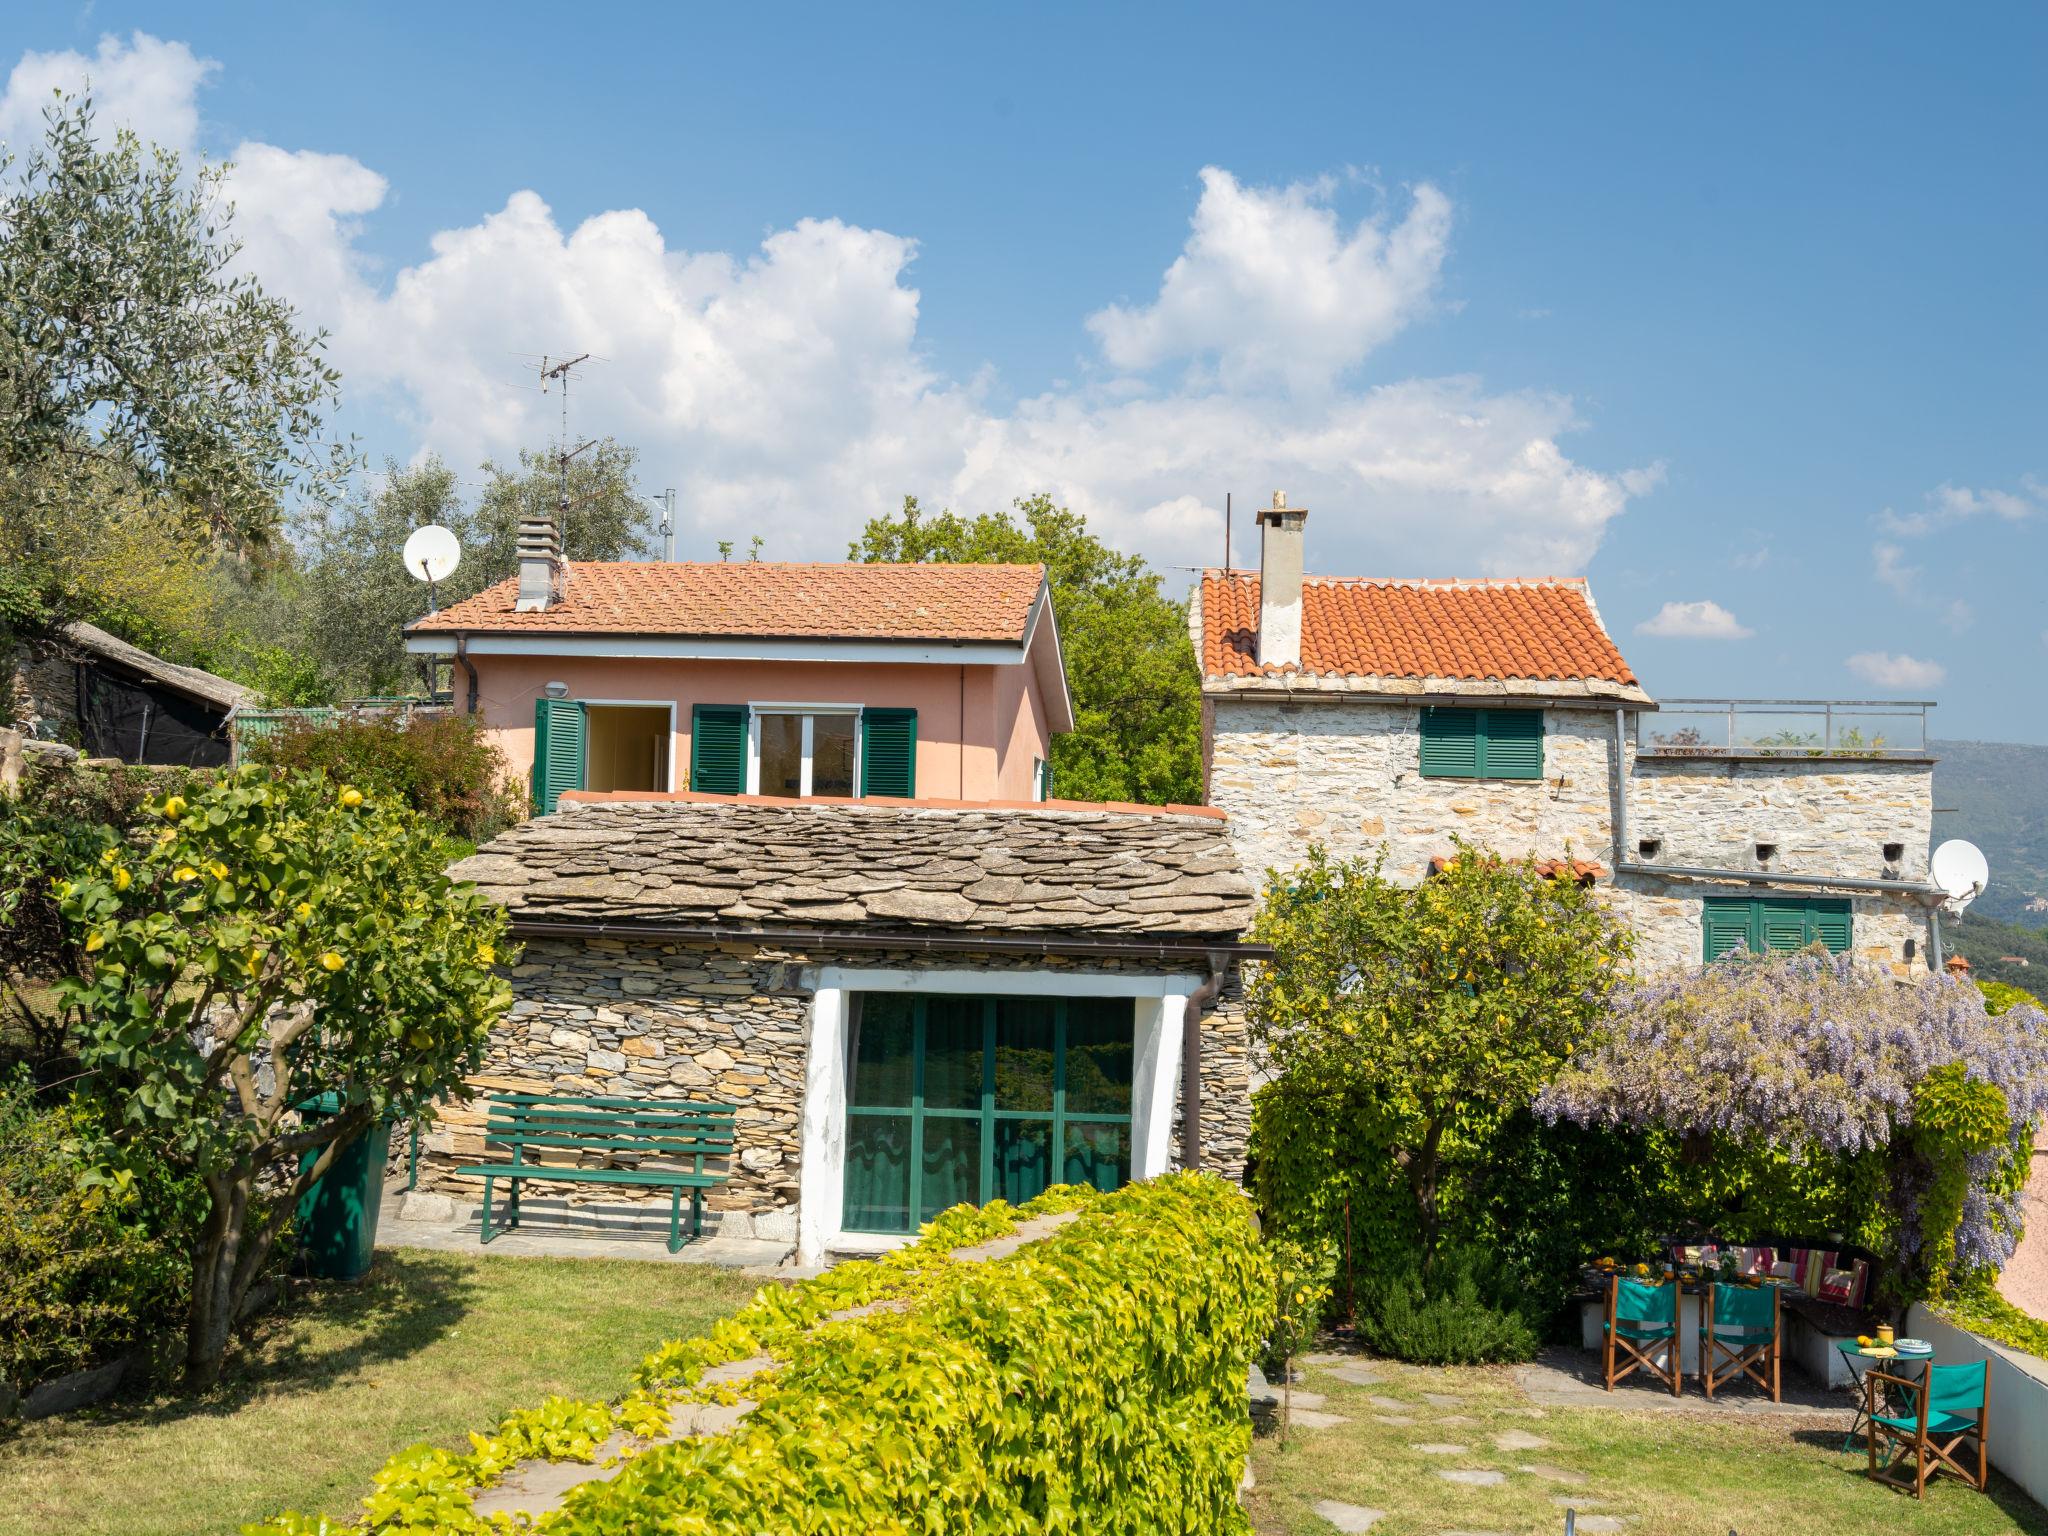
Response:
1877,477,2046,538
1872,541,1920,598
0,32,212,152
1846,651,1946,690
2,35,1658,581
1634,600,1753,639
1943,598,1974,634
1730,544,1770,571
1084,167,1453,395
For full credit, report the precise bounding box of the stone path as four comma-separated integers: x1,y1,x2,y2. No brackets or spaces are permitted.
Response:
1437,1468,1505,1487
1310,1500,1385,1532
379,1189,796,1273
1516,1346,1834,1417
468,1208,1080,1521
1324,1363,1380,1387
1492,1428,1548,1451
1412,1442,1467,1455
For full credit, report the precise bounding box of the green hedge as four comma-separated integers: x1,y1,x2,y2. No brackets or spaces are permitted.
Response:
249,1174,1273,1535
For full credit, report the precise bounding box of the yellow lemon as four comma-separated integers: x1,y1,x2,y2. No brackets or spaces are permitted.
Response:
338,786,364,809
83,931,105,953
206,860,229,880
319,951,345,972
295,901,314,920
172,865,199,882
162,796,186,820
476,943,496,965
111,867,132,892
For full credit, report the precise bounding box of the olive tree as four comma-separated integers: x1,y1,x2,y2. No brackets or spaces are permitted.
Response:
1248,842,1632,1263
56,769,513,1388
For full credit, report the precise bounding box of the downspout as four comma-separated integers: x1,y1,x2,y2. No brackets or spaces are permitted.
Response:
1181,951,1230,1171
1609,707,1948,960
455,633,479,716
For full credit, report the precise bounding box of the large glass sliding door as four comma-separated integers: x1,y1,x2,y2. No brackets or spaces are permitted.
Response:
842,992,1134,1234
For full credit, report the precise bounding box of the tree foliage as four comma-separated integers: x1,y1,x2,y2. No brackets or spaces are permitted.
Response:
850,494,1201,804
54,768,514,1386
0,95,348,558
1248,843,1631,1261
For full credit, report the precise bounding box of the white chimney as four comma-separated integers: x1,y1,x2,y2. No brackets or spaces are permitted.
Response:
1256,491,1307,669
515,513,565,612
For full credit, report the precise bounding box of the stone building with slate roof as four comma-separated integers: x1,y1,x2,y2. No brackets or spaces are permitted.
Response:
429,793,1263,1265
1196,493,1946,976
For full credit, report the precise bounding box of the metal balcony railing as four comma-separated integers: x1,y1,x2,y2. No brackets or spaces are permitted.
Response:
1637,699,1933,758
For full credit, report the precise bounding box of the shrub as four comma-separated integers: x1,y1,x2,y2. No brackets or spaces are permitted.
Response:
1356,1246,1541,1366
251,1175,1273,1535
0,1074,191,1392
1937,1273,2048,1361
57,767,515,1387
241,713,522,843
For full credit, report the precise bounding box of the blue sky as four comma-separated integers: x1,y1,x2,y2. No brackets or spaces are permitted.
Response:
7,3,2046,740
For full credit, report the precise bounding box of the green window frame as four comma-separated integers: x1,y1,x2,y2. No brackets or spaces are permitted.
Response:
1419,706,1545,780
532,698,587,814
689,704,747,794
842,993,1134,1234
1702,896,1852,960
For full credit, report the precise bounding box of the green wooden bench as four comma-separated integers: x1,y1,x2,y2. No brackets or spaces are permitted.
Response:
451,1093,737,1252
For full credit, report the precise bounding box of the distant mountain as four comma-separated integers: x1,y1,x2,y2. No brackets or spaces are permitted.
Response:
1931,740,2048,927
1946,911,2048,995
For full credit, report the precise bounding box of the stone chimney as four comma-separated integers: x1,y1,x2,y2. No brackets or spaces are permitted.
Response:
515,513,565,613
1256,491,1307,669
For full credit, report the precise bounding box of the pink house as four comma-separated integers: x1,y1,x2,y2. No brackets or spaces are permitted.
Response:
403,522,1071,811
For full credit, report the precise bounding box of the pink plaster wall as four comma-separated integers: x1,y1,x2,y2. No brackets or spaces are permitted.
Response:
468,654,1049,803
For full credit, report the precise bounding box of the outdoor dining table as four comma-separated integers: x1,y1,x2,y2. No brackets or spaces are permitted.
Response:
1836,1341,1935,1452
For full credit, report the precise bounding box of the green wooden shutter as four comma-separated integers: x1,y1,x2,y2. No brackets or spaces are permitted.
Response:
1702,899,1755,960
861,708,918,798
690,705,747,795
1809,900,1853,954
1759,900,1811,954
1419,707,1481,777
1478,709,1545,780
532,698,586,814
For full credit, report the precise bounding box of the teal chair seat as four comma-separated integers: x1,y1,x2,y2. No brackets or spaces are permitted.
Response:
1700,1283,1780,1401
1604,1277,1682,1395
1867,1360,1988,1498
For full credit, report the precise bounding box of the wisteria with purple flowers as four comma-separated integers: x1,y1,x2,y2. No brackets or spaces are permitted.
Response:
1536,951,2048,1274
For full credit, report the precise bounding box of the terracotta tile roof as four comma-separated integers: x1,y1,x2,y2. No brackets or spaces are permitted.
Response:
1197,572,1640,687
450,797,1254,938
409,562,1046,642
1429,854,1606,885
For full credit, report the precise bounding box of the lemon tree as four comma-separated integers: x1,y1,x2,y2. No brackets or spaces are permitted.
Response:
55,768,514,1389
1248,840,1631,1266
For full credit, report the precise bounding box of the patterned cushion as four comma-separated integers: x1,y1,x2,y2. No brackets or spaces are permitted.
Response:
1818,1259,1869,1307
1789,1248,1837,1297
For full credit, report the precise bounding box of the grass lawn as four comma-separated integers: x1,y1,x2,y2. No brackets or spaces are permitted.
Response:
1249,1353,2048,1536
0,1248,757,1536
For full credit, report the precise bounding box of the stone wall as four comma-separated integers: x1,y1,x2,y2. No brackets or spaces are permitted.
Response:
1205,694,1936,976
415,936,1253,1238
5,638,81,744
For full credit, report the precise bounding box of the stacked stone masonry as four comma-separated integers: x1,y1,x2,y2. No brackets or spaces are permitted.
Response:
1205,697,1937,977
415,937,1252,1233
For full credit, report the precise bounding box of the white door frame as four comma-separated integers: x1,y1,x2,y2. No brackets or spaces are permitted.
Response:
796,965,1194,1266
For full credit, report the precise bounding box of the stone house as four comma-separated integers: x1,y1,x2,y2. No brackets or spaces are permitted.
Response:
404,519,1071,810
427,793,1260,1265
1194,495,1947,976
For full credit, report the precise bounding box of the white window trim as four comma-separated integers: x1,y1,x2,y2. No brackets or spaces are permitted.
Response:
747,702,863,798
570,698,678,793
795,966,1194,1267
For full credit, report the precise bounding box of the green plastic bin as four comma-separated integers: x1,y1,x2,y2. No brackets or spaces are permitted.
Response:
294,1094,392,1282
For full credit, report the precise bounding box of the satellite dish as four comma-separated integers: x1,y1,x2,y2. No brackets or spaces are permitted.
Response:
403,525,462,584
1931,839,1989,915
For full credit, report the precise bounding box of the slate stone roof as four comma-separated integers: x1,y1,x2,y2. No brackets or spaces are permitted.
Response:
1195,571,1650,702
451,796,1255,940
409,561,1046,642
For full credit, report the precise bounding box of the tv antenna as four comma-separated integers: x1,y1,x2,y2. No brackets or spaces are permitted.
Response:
540,353,600,551
649,488,677,561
